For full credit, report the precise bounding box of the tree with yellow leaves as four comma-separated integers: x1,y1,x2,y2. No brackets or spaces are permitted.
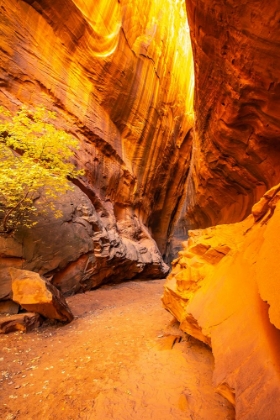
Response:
0,106,83,233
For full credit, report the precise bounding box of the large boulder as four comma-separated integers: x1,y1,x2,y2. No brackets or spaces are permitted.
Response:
10,268,74,323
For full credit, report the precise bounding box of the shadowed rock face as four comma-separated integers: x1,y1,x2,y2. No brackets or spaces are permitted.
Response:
0,0,194,292
185,0,280,229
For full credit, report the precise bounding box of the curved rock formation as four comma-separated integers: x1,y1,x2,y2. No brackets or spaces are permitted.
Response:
0,0,194,293
163,185,280,419
162,2,280,417
185,0,280,229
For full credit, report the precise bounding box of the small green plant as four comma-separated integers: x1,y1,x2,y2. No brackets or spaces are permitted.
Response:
0,105,83,232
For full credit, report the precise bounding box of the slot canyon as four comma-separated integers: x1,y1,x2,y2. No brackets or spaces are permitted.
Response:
0,0,280,419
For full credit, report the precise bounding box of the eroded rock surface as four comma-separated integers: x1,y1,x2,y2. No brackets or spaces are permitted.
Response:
0,312,42,334
0,300,19,315
163,185,280,419
0,0,194,290
185,0,280,229
10,268,74,322
1,187,169,296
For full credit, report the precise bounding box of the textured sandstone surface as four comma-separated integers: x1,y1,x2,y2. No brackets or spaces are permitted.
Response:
1,187,169,296
185,0,280,229
10,268,74,322
0,0,194,293
162,185,280,419
0,312,42,334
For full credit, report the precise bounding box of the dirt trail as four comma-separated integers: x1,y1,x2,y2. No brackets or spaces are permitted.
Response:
0,280,234,420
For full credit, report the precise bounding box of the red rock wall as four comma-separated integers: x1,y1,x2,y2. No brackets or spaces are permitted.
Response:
163,3,280,416
0,0,194,293
185,0,280,229
163,185,280,419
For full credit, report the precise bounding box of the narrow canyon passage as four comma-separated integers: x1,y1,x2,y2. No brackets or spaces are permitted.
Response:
1,0,280,417
0,280,234,420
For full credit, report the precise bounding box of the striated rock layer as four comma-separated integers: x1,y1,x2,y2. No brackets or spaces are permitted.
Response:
185,0,280,229
0,0,194,294
166,2,280,416
162,185,280,419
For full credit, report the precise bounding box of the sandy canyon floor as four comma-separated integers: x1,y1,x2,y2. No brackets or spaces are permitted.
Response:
0,280,234,420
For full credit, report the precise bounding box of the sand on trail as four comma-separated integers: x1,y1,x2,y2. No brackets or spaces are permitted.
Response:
0,279,234,420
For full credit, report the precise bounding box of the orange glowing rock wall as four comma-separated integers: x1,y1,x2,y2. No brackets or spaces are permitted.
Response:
163,185,280,419
0,0,194,293
185,0,280,229
163,1,280,416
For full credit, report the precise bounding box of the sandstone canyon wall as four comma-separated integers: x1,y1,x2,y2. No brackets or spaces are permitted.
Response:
163,185,280,419
162,1,280,418
184,0,280,230
0,0,194,297
2,0,280,416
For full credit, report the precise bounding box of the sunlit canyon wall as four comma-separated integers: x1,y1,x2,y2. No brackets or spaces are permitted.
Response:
185,0,280,229
163,1,280,418
0,0,194,297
